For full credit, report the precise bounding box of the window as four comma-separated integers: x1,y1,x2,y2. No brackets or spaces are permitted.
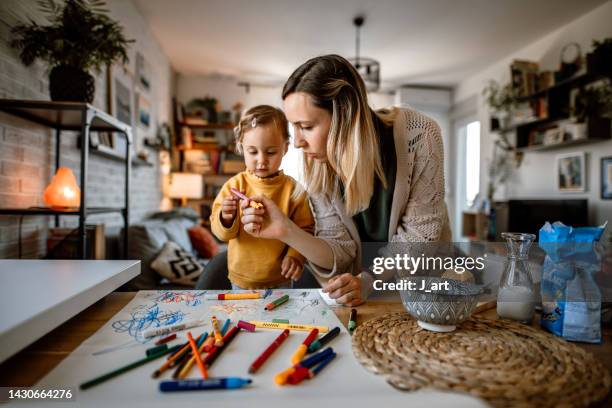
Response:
464,121,480,207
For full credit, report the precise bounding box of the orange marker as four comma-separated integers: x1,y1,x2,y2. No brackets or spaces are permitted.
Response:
290,328,318,365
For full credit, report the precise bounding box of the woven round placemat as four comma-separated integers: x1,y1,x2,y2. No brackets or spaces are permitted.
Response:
352,312,611,408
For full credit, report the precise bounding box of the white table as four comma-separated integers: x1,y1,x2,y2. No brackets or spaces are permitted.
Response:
0,260,140,363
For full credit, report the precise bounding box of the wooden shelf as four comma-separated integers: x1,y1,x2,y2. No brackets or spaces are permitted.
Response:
517,136,611,152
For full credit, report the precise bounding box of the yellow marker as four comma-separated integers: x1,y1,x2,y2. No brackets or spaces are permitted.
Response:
206,293,261,300
249,321,329,333
274,367,296,385
290,328,318,365
211,316,224,347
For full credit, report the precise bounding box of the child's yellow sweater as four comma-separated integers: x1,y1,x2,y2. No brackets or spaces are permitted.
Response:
210,170,314,289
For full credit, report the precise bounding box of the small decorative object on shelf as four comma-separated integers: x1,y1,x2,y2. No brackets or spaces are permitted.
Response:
601,156,612,199
10,0,133,103
43,167,81,209
557,42,583,83
497,232,537,324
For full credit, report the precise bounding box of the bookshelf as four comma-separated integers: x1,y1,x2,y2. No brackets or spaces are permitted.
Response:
0,99,132,258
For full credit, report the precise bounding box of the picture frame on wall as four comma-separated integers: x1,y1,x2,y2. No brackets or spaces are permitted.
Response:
601,156,612,199
136,52,152,91
104,63,135,157
557,152,586,192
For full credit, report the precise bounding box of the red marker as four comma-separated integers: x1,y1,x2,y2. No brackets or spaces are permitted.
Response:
155,333,177,346
230,188,263,209
249,329,290,374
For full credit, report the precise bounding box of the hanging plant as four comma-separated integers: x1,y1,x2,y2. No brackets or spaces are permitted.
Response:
11,0,133,103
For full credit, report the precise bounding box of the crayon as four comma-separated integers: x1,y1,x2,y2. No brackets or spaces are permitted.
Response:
237,320,256,332
230,188,263,209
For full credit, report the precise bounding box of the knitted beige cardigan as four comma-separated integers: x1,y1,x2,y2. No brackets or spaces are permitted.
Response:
307,107,452,288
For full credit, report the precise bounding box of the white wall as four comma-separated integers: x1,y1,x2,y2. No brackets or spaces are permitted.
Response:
453,1,612,226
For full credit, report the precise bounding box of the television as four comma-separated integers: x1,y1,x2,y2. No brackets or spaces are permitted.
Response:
507,199,588,239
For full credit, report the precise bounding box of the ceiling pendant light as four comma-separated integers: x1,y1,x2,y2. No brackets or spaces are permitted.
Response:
348,16,380,92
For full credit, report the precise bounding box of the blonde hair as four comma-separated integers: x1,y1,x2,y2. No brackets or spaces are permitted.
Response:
234,105,290,154
282,55,387,216
233,104,304,202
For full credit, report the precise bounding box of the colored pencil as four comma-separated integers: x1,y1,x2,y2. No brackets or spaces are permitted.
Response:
203,326,240,368
81,345,180,390
173,332,208,379
186,332,208,379
249,329,289,374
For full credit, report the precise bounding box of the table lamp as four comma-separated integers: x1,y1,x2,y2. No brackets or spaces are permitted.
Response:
168,172,203,207
43,167,81,208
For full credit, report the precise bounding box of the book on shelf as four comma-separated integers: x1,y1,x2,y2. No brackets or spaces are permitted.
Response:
511,60,539,97
46,224,105,260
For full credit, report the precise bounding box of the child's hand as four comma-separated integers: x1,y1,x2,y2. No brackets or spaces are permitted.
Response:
221,196,239,227
281,256,303,281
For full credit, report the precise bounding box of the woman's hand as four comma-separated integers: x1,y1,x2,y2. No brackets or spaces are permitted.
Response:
322,273,365,306
240,195,291,240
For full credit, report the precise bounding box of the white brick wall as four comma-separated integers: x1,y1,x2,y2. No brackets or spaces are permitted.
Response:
0,0,174,258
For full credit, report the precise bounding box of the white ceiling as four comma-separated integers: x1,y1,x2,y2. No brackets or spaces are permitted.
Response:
133,0,608,89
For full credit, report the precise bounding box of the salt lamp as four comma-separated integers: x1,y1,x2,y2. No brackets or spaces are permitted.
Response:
43,167,81,208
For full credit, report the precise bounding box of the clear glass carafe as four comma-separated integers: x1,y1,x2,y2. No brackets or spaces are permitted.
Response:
496,232,537,323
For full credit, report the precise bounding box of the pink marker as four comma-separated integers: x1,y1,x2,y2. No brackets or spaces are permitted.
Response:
230,188,263,209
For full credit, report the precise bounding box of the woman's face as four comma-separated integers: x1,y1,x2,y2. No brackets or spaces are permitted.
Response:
283,92,331,161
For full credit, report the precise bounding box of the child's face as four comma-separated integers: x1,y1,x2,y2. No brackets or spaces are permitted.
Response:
241,124,288,178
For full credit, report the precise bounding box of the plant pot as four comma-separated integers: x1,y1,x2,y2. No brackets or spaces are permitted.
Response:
49,65,95,103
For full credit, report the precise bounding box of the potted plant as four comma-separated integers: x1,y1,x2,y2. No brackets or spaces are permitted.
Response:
587,38,612,76
11,0,133,103
482,80,519,129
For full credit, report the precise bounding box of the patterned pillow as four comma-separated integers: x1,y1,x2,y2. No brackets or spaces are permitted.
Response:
150,241,204,286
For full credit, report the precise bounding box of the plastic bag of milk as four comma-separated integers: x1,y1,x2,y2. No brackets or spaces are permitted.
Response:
539,221,607,343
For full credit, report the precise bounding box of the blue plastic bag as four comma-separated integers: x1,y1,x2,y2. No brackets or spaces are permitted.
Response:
539,221,606,343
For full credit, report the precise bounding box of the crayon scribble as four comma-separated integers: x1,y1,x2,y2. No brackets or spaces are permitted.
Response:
112,303,186,342
153,291,204,306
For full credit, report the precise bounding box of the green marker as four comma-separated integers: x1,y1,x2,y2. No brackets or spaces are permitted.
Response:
348,308,357,334
273,319,289,324
265,294,289,311
80,344,180,390
145,344,168,357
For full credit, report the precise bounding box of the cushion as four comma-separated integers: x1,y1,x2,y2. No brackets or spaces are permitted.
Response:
188,225,219,258
150,241,204,286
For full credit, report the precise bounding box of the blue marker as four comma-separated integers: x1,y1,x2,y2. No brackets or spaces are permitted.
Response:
159,378,252,392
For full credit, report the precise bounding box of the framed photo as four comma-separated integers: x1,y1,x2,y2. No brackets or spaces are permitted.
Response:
557,152,586,192
136,52,151,91
103,63,135,157
601,156,612,199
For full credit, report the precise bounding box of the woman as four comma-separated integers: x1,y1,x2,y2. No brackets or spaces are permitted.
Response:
240,54,452,306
